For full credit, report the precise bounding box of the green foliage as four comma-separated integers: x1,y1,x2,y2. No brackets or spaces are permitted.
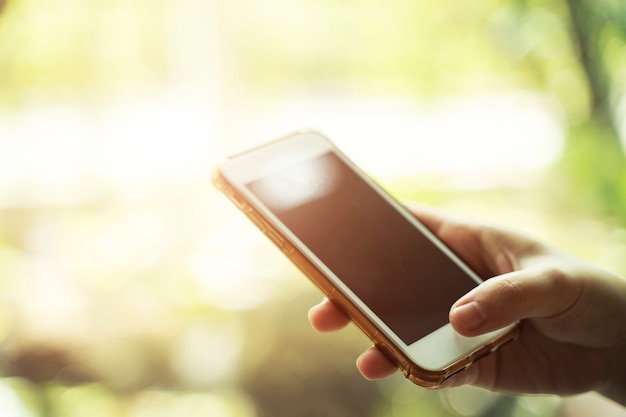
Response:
555,118,626,224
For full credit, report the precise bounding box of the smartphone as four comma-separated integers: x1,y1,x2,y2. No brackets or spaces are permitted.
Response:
213,130,517,387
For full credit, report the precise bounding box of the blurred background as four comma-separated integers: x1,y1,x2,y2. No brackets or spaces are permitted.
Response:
1,0,626,416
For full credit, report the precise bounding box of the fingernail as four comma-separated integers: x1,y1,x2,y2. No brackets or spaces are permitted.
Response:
450,301,486,331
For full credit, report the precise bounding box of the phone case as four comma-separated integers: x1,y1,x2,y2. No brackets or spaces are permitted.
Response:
212,134,518,388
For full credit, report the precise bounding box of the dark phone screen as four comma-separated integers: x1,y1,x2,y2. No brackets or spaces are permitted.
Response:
246,152,476,345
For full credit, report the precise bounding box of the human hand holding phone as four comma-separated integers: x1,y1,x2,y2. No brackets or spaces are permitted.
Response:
214,130,626,399
309,205,626,405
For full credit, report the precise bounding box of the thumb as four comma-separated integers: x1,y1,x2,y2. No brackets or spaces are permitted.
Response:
449,265,582,337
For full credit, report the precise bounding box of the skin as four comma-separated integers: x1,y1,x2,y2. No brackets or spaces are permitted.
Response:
308,205,626,406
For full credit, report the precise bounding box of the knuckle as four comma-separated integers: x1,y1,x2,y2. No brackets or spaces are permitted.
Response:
483,276,525,320
541,264,582,312
541,264,568,282
492,275,524,303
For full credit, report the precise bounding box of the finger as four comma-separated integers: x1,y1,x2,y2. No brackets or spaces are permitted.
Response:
404,203,451,236
449,265,583,337
356,346,397,380
405,204,501,278
308,298,351,332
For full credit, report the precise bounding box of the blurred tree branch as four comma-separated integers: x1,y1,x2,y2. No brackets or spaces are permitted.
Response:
548,0,626,224
564,0,617,135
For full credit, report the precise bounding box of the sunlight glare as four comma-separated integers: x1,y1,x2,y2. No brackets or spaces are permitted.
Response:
253,92,565,187
251,153,339,211
0,93,219,206
171,319,244,387
0,380,34,417
130,389,257,417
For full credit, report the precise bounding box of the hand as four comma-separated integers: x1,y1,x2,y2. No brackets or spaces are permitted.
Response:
308,205,626,405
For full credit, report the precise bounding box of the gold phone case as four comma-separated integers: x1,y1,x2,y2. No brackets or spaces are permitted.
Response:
212,137,517,388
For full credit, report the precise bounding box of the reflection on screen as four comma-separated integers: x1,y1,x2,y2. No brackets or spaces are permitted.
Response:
247,152,476,345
